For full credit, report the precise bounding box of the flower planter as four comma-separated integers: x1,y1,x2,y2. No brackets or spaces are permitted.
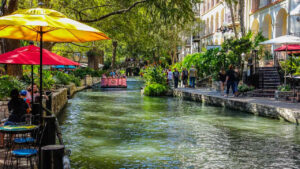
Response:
275,90,294,101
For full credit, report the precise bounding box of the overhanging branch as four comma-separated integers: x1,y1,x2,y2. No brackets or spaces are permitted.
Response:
79,4,114,13
81,0,148,23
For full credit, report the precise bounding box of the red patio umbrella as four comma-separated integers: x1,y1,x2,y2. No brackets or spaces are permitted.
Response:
0,45,79,104
274,44,300,51
0,45,79,65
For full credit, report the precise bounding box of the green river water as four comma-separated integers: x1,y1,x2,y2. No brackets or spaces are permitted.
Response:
59,80,300,169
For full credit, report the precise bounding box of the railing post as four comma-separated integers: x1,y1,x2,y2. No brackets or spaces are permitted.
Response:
46,91,52,116
41,115,56,146
41,145,65,169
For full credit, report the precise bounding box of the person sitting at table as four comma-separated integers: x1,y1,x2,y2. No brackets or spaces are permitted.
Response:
4,89,29,125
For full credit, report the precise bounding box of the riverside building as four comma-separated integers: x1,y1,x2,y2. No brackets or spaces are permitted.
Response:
179,0,300,61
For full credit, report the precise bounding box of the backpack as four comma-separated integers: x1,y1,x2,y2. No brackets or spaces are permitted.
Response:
183,70,188,77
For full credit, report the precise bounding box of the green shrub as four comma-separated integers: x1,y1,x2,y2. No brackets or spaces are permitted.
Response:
144,83,167,96
91,70,105,77
0,75,26,99
34,71,55,90
53,71,71,85
238,84,255,93
277,85,291,92
72,68,94,79
142,66,166,85
69,74,81,87
280,56,300,76
71,68,105,78
120,70,125,75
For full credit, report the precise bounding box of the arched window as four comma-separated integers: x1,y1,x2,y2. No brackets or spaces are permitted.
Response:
211,15,214,33
221,8,224,25
275,8,287,37
262,14,272,39
215,12,219,31
251,19,259,37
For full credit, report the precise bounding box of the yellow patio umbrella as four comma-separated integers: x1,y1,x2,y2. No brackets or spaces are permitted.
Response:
0,8,109,42
0,8,109,118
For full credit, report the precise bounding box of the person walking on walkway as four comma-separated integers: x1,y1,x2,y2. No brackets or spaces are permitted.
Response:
182,68,188,88
189,66,197,88
225,65,237,97
167,69,173,88
173,68,180,88
234,67,240,96
218,68,226,96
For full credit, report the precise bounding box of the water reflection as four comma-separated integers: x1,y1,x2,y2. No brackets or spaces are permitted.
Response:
60,81,300,168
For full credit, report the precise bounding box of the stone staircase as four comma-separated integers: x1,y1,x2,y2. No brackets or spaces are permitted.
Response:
251,67,281,97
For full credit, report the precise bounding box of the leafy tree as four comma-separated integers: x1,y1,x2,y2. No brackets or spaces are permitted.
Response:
142,66,166,85
225,0,238,39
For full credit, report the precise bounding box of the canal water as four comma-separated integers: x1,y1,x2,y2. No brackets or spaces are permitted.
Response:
59,80,300,169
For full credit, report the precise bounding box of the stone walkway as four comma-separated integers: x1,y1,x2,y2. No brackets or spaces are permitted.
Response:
173,88,300,123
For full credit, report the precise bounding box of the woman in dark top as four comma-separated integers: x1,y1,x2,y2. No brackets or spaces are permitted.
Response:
225,65,237,97
181,68,188,88
5,89,29,125
218,68,226,96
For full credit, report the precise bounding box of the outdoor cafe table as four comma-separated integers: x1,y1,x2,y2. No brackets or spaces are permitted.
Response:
0,125,39,168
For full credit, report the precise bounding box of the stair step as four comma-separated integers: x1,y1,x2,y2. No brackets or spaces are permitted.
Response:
261,79,280,81
251,94,275,97
262,82,280,85
259,67,276,69
253,90,275,93
263,73,279,75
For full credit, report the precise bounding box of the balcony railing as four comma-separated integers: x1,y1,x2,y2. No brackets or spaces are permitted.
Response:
252,0,278,12
193,35,201,42
186,40,191,46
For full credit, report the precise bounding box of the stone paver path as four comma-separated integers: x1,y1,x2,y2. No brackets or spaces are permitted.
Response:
177,88,300,111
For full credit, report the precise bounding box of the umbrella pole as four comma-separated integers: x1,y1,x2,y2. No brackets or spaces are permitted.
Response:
285,43,287,85
39,30,43,124
31,65,34,104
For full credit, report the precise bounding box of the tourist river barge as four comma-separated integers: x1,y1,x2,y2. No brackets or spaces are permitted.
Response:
101,77,127,88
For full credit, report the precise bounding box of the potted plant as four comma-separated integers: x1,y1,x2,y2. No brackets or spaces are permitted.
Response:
275,85,293,101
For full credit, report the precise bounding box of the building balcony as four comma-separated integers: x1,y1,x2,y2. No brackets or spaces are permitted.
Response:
251,0,283,13
193,35,201,42
185,39,192,46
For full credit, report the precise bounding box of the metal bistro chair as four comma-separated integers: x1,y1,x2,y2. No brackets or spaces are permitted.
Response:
10,115,44,169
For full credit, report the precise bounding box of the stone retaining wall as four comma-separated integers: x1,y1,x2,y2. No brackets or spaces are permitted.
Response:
92,77,101,84
51,88,68,116
65,84,77,98
275,91,294,101
85,75,93,86
173,89,300,124
0,101,9,121
0,76,102,120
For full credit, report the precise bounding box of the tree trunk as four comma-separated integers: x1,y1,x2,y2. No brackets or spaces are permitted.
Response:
111,41,118,69
99,50,104,64
87,54,95,70
227,1,238,39
3,0,22,77
238,0,245,36
94,51,100,70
